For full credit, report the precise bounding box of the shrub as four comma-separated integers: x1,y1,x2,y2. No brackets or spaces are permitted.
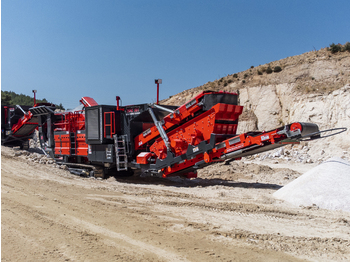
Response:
242,80,246,83
244,73,248,78
250,66,254,68
257,70,263,75
233,73,238,78
274,66,282,73
266,67,273,74
329,43,341,53
224,82,228,87
344,42,350,52
227,79,232,83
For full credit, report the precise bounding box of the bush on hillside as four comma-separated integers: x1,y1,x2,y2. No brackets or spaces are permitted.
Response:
266,67,273,74
329,43,342,53
274,66,282,73
344,42,350,52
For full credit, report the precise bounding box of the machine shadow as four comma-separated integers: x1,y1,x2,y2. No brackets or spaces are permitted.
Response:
114,176,282,190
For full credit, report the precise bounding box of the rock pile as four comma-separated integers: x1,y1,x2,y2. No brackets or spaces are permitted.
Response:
273,157,350,212
25,152,55,165
12,149,68,170
29,130,40,148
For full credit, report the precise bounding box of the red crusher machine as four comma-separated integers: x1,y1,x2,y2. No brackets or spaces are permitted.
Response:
2,91,346,178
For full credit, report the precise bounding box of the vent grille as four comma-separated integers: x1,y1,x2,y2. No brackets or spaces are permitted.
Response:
87,108,99,140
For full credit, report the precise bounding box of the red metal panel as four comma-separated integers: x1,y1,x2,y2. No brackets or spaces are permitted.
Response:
76,133,88,156
80,97,98,107
54,132,70,155
136,152,154,164
103,111,115,138
60,134,71,155
54,134,61,155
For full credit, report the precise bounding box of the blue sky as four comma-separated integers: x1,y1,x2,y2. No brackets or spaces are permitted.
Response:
2,0,350,109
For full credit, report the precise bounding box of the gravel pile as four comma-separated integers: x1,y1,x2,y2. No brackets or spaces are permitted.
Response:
11,149,70,170
273,157,350,212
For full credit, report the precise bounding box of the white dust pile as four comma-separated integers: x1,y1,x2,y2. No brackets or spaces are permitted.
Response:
273,157,350,212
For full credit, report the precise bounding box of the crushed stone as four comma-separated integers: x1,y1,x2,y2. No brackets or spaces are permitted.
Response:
273,157,350,212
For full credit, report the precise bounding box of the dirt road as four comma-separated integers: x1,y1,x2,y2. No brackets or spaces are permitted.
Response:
1,146,350,261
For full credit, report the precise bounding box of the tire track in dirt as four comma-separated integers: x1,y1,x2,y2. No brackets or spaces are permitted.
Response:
2,146,350,261
67,215,189,262
82,188,350,261
100,185,350,261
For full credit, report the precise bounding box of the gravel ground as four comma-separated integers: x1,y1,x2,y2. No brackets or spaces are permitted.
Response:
2,145,350,261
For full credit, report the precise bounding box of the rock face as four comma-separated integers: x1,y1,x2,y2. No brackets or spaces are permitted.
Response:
237,81,350,162
237,84,350,134
238,84,284,132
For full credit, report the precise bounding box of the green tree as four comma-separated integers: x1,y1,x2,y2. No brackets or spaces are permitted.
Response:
1,91,12,105
56,103,65,110
1,90,64,110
